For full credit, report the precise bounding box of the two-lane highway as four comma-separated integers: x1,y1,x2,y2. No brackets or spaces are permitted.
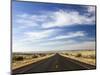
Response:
12,53,96,75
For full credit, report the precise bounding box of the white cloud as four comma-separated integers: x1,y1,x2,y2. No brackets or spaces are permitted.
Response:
42,10,95,28
51,31,85,40
16,19,38,28
22,29,56,41
39,40,75,46
87,6,95,13
17,13,29,18
16,13,47,28
15,7,95,29
21,30,85,43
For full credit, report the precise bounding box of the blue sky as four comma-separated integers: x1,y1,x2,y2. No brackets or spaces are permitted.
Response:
12,1,96,52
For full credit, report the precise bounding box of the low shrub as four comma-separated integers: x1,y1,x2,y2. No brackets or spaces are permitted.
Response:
75,53,82,57
65,53,69,55
89,55,95,59
13,56,24,61
32,55,38,58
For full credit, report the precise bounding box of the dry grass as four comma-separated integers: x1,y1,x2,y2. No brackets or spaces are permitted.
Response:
60,50,96,66
12,53,54,70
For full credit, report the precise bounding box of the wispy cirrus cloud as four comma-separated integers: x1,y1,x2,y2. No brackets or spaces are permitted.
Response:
15,13,47,28
23,29,56,40
51,31,85,40
19,30,86,43
15,6,95,29
42,9,95,28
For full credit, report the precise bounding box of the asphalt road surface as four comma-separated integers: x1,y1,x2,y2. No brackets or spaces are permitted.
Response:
12,53,96,75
